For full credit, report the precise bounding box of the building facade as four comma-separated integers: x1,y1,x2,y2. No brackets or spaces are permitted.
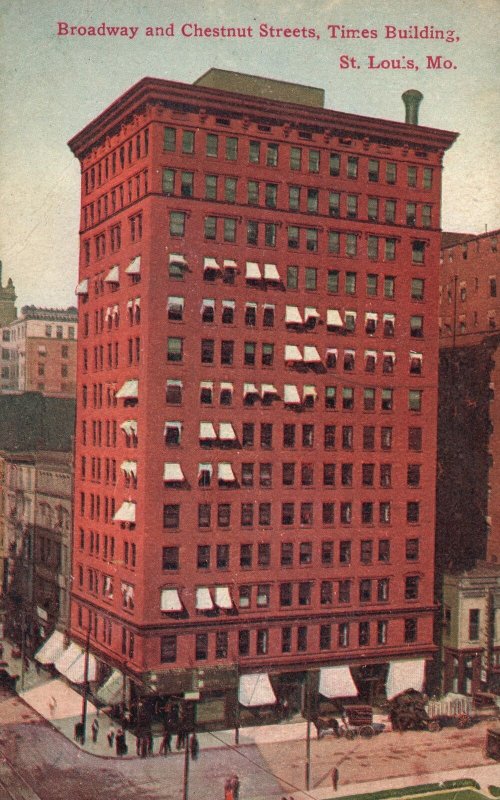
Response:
0,306,78,397
68,71,457,727
0,261,17,328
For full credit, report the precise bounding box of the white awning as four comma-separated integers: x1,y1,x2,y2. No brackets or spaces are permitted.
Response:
243,383,259,397
125,256,141,275
168,296,184,310
165,421,182,434
35,630,66,665
245,301,257,310
303,346,321,363
261,384,278,396
319,666,358,698
112,304,120,317
116,380,138,399
37,345,47,354
263,303,275,311
126,300,133,310
223,259,237,269
120,419,137,436
303,385,318,399
264,263,280,281
218,463,236,482
222,299,235,309
199,422,217,440
96,670,123,705
286,306,303,324
383,313,396,322
75,279,89,295
285,344,303,362
220,381,233,392
120,460,137,477
201,298,215,311
326,348,338,357
66,652,97,684
169,253,187,266
161,588,182,612
163,463,185,482
327,309,343,327
345,310,357,320
239,674,277,707
366,312,378,321
106,305,115,318
196,587,214,610
409,351,422,362
365,350,377,359
134,298,141,308
305,307,320,321
284,384,301,404
245,261,261,280
204,257,221,271
104,265,120,283
219,423,236,441
54,642,83,676
200,381,213,390
215,586,233,609
198,463,213,478
386,659,426,700
344,349,355,357
113,502,136,523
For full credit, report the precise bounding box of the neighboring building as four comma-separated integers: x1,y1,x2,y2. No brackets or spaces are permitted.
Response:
0,306,78,396
437,230,500,572
67,71,457,727
442,562,500,695
0,261,17,327
0,393,75,652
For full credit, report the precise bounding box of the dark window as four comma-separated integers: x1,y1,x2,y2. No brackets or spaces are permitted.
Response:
281,542,293,567
217,504,231,527
297,626,308,652
216,544,229,568
197,545,211,569
323,502,335,524
238,630,250,656
198,504,211,528
283,424,296,448
163,504,179,529
405,538,419,561
242,423,254,448
298,582,312,606
339,580,351,603
195,634,208,661
240,544,253,568
339,541,351,564
280,582,292,606
378,539,390,563
407,502,420,523
162,546,179,570
321,541,334,565
360,540,373,564
258,542,271,567
409,427,422,451
360,579,372,602
359,621,370,646
405,576,420,600
404,618,417,643
469,609,480,640
161,635,177,663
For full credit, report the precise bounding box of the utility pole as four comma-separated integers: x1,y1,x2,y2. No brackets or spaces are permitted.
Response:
80,619,91,744
305,672,311,790
19,608,27,691
183,735,190,800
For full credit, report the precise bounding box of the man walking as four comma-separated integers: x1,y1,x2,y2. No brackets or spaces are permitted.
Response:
91,718,99,743
332,766,339,791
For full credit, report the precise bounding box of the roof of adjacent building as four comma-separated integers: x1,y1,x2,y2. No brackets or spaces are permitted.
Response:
18,306,78,322
0,392,75,453
441,229,500,250
194,68,325,108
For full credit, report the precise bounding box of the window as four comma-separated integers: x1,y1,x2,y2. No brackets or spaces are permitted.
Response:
407,464,421,487
256,585,270,608
224,219,236,242
381,389,393,411
406,538,419,561
380,464,392,487
367,198,379,222
360,580,372,604
324,425,336,449
247,221,258,245
243,341,255,366
299,541,312,565
407,166,417,187
266,143,278,167
169,211,185,237
297,626,308,652
308,149,320,173
198,504,211,528
407,501,420,523
378,539,390,563
362,463,374,486
410,316,424,337
361,502,373,524
411,278,424,300
197,545,211,569
242,423,254,448
323,502,335,525
404,618,417,643
329,192,340,217
265,223,276,247
363,426,375,450
363,388,375,412
305,268,317,290
338,622,349,647
204,216,217,240
345,271,357,294
347,156,358,178
346,234,357,257
423,167,433,189
330,152,340,175
422,205,432,228
340,502,352,524
288,226,299,249
409,390,422,412
225,136,238,160
323,464,335,486
282,463,295,486
282,503,294,525
300,503,313,525
490,277,497,297
258,542,271,567
412,240,425,264
301,463,314,486
260,423,273,449
163,504,179,529
181,171,193,198
406,202,417,226
385,199,396,222
302,424,314,448
339,541,351,565
307,188,319,213
342,387,354,410
306,230,318,253
280,582,292,606
347,195,358,219
256,629,269,655
469,609,480,641
359,621,370,646
360,540,373,564
366,274,378,297
409,427,422,451
329,232,340,254
263,305,275,327
289,186,300,211
182,130,194,154
216,544,229,569
241,503,254,527
205,133,218,157
341,463,353,487
238,630,250,656
287,266,298,290
221,340,234,365
162,546,179,571
283,424,296,448
405,576,420,600
164,127,176,151
249,140,260,163
290,146,302,170
367,236,379,260
298,582,312,606
240,544,253,569
265,183,278,208
161,635,177,663
379,502,391,524
217,504,231,527
386,162,397,184
368,159,379,182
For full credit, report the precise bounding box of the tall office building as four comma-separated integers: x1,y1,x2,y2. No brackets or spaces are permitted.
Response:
67,71,456,726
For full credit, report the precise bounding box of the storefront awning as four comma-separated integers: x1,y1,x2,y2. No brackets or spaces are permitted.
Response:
386,659,426,700
54,642,83,676
196,587,214,610
163,463,185,482
66,652,97,684
199,422,217,440
75,279,88,295
113,502,136,523
327,309,343,327
284,384,301,404
303,346,321,363
96,669,123,705
214,586,233,609
125,256,141,275
219,423,236,441
35,630,66,665
264,263,280,281
319,666,358,698
161,588,182,612
286,306,303,324
239,673,277,707
218,463,236,482
285,345,302,362
245,261,261,280
116,380,138,399
104,265,120,283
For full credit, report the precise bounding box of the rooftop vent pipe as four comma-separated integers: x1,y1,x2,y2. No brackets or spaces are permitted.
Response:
402,90,423,124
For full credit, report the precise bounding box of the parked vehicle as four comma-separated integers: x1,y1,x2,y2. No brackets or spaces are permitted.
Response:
314,705,384,739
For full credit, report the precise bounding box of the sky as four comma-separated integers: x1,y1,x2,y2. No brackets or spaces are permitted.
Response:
0,0,499,308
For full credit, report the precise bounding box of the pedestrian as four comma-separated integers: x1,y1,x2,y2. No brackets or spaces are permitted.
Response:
148,731,154,755
190,733,199,760
176,729,186,750
116,727,126,756
159,729,172,755
331,766,339,792
91,718,99,743
48,696,57,716
230,774,240,800
224,777,234,800
107,724,115,748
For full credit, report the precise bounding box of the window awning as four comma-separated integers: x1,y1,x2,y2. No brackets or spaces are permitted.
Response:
263,303,275,311
344,349,355,357
198,463,213,478
113,502,136,523
125,256,141,275
116,380,138,399
161,588,182,612
239,673,277,707
112,304,120,317
286,306,303,324
409,351,422,362
345,310,357,320
169,253,187,266
219,423,236,441
305,307,320,321
245,301,257,310
386,659,426,700
243,383,259,397
264,263,280,281
303,385,317,399
66,652,97,684
96,669,123,705
261,384,278,396
327,309,343,327
165,421,182,433
245,261,261,280
168,296,184,311
120,460,137,477
319,666,358,698
35,629,66,665
134,297,141,308
222,299,235,309
220,382,233,392
303,346,321,363
284,384,301,404
365,350,377,359
104,265,120,283
54,642,83,676
201,298,215,311
199,422,217,440
37,345,47,354
383,313,395,322
366,312,378,321
163,463,185,482
120,419,137,436
215,586,233,609
218,463,236,482
204,257,221,271
107,305,114,318
223,259,237,269
75,279,89,295
285,344,303,362
200,380,213,390
326,348,338,357
196,587,214,610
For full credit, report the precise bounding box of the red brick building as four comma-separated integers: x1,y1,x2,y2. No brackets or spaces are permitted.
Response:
66,71,457,727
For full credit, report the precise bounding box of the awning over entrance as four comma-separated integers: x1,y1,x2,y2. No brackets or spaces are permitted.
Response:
319,666,358,698
35,629,66,665
65,652,97,684
386,659,426,700
96,669,123,705
54,642,82,676
238,673,277,707
161,588,182,612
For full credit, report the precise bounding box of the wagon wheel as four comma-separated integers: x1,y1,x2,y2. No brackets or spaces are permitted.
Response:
359,725,374,738
427,719,441,732
456,714,471,729
345,728,357,740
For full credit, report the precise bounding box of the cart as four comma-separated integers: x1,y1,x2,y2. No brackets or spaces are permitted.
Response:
314,705,381,739
486,727,500,760
424,693,474,732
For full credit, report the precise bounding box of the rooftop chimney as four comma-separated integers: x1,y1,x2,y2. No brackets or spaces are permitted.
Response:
402,90,423,124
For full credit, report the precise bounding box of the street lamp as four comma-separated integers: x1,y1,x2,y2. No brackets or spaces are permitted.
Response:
79,620,92,744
